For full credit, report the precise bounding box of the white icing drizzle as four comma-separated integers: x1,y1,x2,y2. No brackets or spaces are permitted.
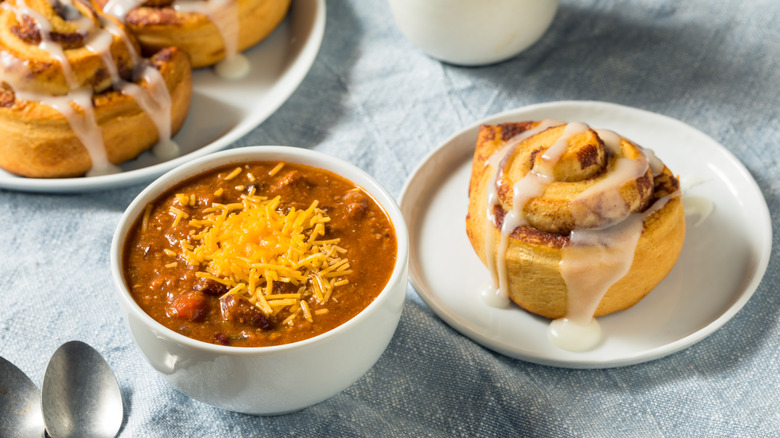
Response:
173,0,237,55
119,66,179,160
493,122,589,305
552,215,644,350
682,196,713,227
548,317,601,352
479,121,680,352
104,17,180,159
102,17,140,64
680,174,709,192
489,170,548,308
174,0,248,79
102,0,145,21
597,128,664,177
549,193,675,351
87,24,121,81
537,122,589,178
570,157,649,225
214,53,250,80
479,282,508,308
639,145,665,176
102,0,248,79
0,0,179,175
595,129,622,155
679,174,714,227
38,89,121,176
481,119,563,308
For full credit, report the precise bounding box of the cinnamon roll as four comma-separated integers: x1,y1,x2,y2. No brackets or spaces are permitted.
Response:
0,0,192,178
94,0,292,69
466,121,685,325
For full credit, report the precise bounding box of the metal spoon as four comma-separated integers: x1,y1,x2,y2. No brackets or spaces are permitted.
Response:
0,356,46,438
42,341,123,438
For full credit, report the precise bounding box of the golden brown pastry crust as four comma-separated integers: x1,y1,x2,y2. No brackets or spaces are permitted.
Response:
466,122,686,319
93,0,292,68
0,0,193,178
0,47,192,178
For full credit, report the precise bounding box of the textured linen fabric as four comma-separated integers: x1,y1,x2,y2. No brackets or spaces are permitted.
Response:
1,0,778,436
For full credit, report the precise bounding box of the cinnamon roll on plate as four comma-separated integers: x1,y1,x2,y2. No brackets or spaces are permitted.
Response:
0,0,192,178
466,121,685,351
400,101,770,365
95,0,292,72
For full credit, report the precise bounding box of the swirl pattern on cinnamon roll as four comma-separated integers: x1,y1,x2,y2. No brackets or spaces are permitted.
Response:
95,0,291,70
466,121,685,324
0,0,192,178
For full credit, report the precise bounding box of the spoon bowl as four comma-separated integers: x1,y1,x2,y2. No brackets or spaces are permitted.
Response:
42,341,123,438
0,356,45,438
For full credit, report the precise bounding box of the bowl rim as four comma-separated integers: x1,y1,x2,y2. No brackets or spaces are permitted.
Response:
110,145,409,356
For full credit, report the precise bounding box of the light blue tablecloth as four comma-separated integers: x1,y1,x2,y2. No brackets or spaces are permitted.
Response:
1,0,778,436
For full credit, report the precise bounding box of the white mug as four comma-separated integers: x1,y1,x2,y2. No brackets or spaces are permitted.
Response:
388,0,559,66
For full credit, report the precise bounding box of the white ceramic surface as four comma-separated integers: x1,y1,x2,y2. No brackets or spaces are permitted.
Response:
110,147,409,414
0,0,325,193
388,0,559,66
399,100,772,369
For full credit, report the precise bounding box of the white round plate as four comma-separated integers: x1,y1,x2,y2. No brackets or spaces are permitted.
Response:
0,0,325,193
399,100,772,368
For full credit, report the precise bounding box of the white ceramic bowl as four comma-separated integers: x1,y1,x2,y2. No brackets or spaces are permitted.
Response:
388,0,559,66
110,146,409,415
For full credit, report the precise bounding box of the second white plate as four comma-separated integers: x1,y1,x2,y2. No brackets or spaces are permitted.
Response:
399,100,772,368
0,0,325,193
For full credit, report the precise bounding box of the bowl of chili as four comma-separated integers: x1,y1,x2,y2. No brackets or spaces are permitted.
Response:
110,146,408,415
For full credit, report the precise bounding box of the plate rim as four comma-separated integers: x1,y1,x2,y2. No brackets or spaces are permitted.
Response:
399,99,773,368
0,0,326,193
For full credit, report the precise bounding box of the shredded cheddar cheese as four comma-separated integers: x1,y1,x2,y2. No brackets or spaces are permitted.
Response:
141,204,152,232
170,207,189,228
178,192,352,322
224,167,242,181
175,193,190,206
269,162,285,176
